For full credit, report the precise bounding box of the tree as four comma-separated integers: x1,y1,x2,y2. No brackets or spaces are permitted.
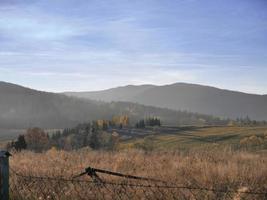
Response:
136,119,145,128
6,135,27,151
146,117,161,126
89,129,101,150
112,115,129,127
102,121,109,130
92,121,99,132
25,127,50,152
15,135,27,151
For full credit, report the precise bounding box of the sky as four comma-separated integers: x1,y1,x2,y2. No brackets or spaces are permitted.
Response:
0,0,267,94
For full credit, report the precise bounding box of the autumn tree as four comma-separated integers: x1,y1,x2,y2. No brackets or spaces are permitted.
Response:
112,115,129,127
25,127,50,152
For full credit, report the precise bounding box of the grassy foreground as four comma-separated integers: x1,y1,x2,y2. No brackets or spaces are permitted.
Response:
10,148,267,199
8,126,267,199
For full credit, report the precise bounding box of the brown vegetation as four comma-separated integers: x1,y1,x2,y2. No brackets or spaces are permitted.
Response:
9,147,267,199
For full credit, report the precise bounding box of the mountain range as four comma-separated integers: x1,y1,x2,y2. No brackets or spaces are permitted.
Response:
65,83,267,121
0,81,222,130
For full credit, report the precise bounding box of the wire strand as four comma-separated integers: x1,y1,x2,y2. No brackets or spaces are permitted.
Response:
10,166,267,196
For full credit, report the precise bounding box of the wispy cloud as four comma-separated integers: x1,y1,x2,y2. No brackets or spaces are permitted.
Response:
0,0,266,93
0,9,83,41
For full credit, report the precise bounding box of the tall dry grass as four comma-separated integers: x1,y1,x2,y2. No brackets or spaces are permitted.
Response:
10,148,267,192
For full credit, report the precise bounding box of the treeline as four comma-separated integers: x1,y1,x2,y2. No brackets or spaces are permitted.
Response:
7,114,267,152
107,102,231,126
135,117,161,128
234,116,267,126
7,128,49,152
50,121,120,151
7,121,120,152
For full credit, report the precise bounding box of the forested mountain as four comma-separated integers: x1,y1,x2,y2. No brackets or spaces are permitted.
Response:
0,81,225,129
65,83,267,120
0,81,108,128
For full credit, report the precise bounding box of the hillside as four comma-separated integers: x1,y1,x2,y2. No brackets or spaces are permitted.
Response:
65,83,267,120
0,82,111,129
67,84,156,102
119,126,267,151
0,82,224,130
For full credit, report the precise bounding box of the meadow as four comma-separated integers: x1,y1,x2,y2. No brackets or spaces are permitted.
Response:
10,146,267,199
7,126,267,199
119,126,267,152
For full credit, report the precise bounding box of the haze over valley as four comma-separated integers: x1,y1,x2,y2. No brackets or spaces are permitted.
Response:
1,81,231,131
0,1,267,199
66,82,267,120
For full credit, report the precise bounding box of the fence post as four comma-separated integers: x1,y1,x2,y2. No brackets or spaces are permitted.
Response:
0,151,11,200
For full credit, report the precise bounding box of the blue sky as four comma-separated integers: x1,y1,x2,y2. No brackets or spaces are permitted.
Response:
0,0,267,93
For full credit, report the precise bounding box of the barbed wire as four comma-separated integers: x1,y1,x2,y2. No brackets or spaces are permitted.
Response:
10,167,267,199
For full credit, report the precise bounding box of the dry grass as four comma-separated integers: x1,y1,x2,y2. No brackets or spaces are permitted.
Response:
8,126,267,199
10,148,267,193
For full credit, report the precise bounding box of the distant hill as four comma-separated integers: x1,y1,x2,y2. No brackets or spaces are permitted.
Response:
65,83,267,120
67,84,155,102
0,81,108,129
0,82,223,130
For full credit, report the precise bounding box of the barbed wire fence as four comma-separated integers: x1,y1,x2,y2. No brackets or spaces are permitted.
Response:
9,166,267,200
1,151,266,200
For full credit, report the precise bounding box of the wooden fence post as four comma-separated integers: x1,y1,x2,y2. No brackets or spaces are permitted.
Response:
0,151,11,200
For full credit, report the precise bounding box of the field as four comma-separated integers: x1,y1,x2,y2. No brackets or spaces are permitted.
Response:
6,126,267,199
9,148,267,199
119,126,267,152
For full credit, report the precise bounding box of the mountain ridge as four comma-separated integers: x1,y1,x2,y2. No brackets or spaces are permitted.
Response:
65,82,267,97
0,81,224,130
65,82,267,120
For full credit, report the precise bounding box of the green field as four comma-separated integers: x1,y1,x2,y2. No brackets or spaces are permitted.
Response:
119,126,267,151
